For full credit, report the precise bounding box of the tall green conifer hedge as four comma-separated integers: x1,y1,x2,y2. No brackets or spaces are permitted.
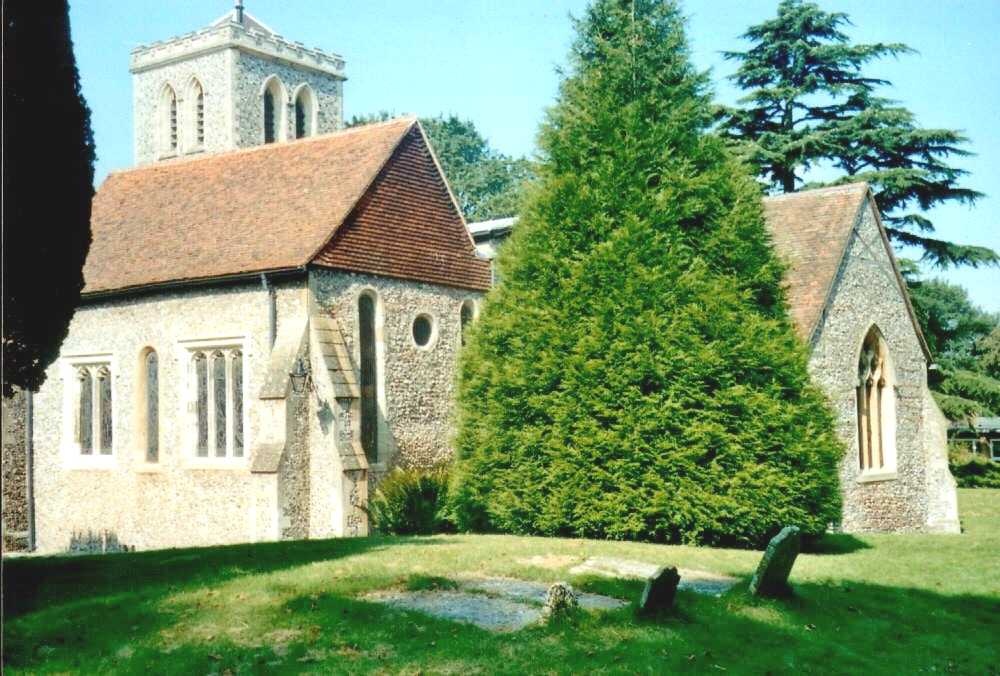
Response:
450,0,843,548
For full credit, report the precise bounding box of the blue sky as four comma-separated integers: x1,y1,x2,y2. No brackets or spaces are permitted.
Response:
69,0,999,311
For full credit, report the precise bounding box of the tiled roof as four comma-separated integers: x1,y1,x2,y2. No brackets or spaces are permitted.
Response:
763,183,870,342
84,118,490,295
763,182,930,360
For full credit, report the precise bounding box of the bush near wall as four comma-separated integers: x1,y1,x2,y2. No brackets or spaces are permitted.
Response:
949,445,1000,489
369,466,452,535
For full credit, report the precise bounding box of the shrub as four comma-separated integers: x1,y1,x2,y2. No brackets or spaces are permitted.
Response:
450,0,842,548
369,466,452,535
949,445,1000,489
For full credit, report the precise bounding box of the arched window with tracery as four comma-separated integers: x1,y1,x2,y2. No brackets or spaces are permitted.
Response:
359,293,379,463
75,362,113,456
856,327,897,473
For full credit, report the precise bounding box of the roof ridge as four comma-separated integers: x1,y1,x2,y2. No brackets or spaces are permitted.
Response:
762,182,869,202
103,117,418,180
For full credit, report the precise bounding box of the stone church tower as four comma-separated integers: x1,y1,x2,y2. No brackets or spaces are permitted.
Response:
130,1,345,165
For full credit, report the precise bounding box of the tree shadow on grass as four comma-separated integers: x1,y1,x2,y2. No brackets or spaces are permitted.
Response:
803,532,871,555
2,535,456,619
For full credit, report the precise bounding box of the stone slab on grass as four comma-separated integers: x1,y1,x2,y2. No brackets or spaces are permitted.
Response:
570,557,738,596
366,577,628,632
460,577,628,611
638,566,680,615
368,590,541,632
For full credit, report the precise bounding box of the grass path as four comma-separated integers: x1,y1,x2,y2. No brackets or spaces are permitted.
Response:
3,489,998,674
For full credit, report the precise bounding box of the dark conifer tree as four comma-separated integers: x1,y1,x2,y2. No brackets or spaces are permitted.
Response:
3,0,96,395
719,0,994,268
450,0,842,547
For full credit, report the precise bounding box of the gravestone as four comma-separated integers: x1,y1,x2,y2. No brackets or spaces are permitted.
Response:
638,566,680,615
543,582,578,619
749,526,802,596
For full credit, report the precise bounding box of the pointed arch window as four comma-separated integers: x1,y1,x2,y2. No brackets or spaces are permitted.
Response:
143,349,159,462
359,293,379,463
264,89,276,144
857,328,897,474
191,80,205,147
294,85,316,139
460,300,476,346
161,86,178,154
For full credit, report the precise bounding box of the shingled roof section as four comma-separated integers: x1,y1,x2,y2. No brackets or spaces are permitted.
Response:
84,117,490,295
763,182,930,360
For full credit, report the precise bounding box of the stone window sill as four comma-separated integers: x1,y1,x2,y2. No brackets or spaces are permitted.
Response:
134,462,164,474
856,470,897,484
185,457,250,471
64,456,117,471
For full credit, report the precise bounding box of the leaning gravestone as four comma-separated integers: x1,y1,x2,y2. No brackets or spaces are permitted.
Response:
638,566,681,615
543,582,579,620
749,526,802,597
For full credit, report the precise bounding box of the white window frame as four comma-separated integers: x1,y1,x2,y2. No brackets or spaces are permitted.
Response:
178,337,249,468
60,353,117,469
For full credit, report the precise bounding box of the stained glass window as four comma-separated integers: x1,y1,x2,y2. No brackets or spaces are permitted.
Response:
195,85,205,146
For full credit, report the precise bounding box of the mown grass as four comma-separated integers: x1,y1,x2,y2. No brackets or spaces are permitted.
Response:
3,489,998,674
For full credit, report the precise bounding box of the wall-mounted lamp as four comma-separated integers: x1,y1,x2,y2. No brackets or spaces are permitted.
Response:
289,357,313,394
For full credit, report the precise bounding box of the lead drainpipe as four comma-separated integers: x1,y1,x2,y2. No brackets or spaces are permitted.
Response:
262,273,276,349
26,389,36,551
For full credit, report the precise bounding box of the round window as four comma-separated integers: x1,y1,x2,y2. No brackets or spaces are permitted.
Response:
412,314,434,347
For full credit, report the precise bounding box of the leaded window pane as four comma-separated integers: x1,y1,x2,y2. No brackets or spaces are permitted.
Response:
169,95,178,150
146,351,159,462
196,88,205,145
79,369,93,454
461,303,474,346
264,90,276,144
359,294,378,462
195,353,208,456
295,99,306,139
98,368,113,454
213,352,227,456
232,351,244,457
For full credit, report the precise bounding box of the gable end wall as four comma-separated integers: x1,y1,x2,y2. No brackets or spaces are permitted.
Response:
808,198,938,532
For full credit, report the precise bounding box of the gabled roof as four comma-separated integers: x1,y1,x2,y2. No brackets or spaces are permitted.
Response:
762,182,931,360
84,118,491,295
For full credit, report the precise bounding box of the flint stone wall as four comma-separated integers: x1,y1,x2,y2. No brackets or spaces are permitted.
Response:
310,269,483,476
2,388,29,552
808,198,958,533
30,279,306,553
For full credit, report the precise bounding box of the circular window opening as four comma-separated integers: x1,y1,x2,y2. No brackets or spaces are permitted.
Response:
412,314,435,348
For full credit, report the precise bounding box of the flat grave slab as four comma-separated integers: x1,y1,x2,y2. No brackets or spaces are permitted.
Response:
569,557,738,596
364,576,627,632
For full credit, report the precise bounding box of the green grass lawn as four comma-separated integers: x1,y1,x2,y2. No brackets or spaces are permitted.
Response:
4,489,998,675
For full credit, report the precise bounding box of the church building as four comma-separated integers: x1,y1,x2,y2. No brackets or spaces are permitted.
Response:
14,5,959,554
27,6,490,552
